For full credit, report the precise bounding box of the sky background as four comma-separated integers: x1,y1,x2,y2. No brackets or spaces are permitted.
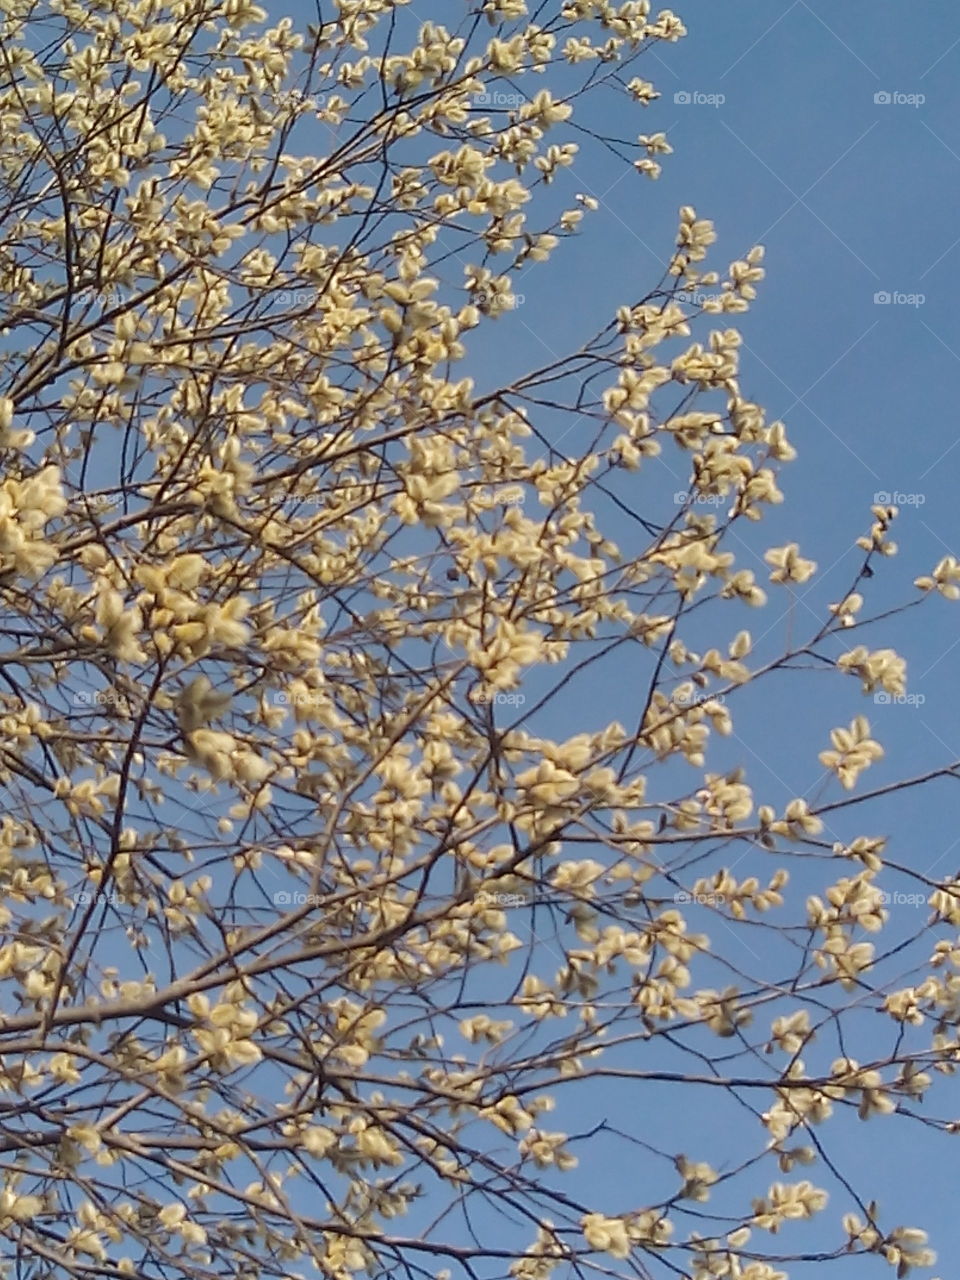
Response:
200,2,960,1276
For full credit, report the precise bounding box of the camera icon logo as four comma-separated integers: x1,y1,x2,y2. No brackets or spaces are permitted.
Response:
873,291,891,304
874,91,891,105
674,91,691,104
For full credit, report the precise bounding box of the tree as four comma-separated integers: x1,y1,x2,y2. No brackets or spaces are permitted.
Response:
0,1,956,1278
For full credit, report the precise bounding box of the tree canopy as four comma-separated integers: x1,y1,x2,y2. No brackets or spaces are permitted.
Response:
0,2,955,1279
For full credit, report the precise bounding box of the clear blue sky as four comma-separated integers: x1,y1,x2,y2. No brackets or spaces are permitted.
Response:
262,2,960,1276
